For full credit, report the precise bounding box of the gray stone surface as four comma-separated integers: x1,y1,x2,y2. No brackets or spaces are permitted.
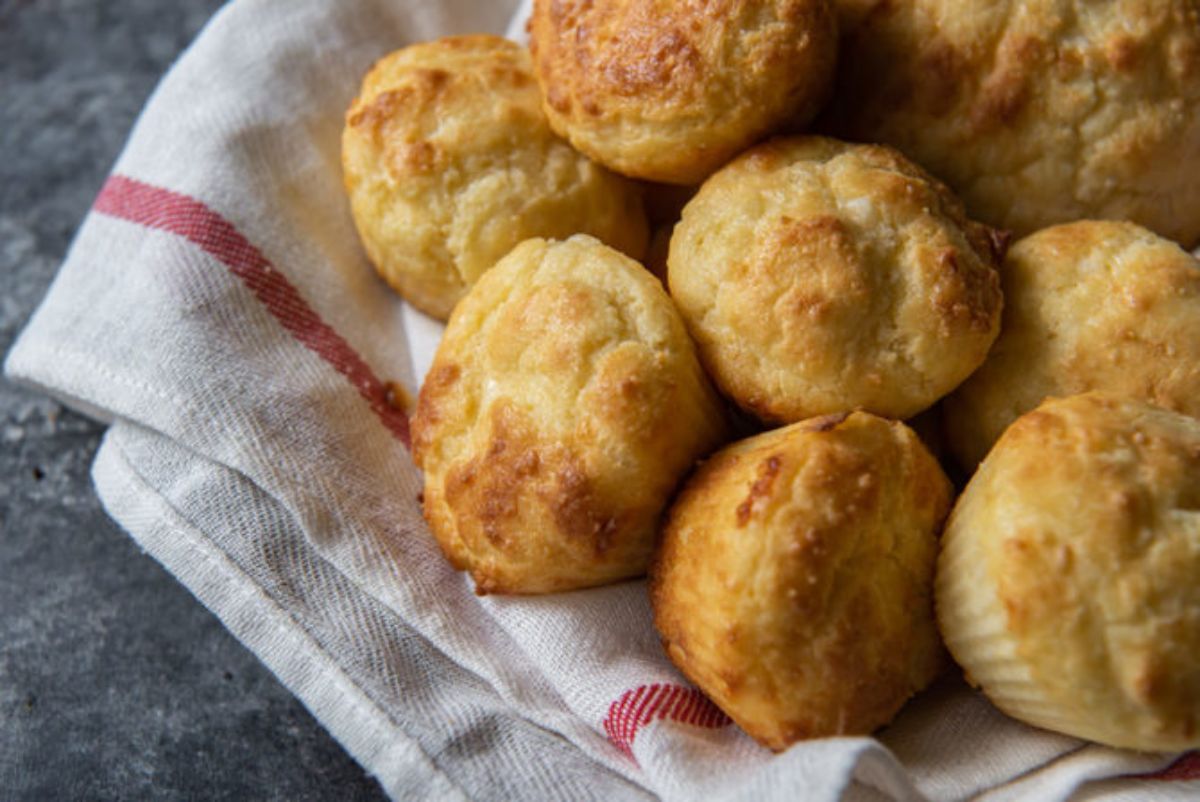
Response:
1,2,386,799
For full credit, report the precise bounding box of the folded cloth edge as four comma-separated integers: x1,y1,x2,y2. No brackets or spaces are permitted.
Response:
91,423,471,800
91,420,654,801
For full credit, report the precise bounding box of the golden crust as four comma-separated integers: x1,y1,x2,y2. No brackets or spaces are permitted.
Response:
937,393,1200,751
341,35,648,320
651,411,951,750
668,136,1004,424
944,221,1200,470
826,0,1200,246
528,0,838,185
411,235,728,594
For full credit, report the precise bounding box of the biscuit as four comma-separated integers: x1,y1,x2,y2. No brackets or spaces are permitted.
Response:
937,393,1200,752
412,235,728,594
668,136,1004,424
943,221,1200,470
825,0,1200,246
342,35,648,320
528,0,837,185
652,411,951,749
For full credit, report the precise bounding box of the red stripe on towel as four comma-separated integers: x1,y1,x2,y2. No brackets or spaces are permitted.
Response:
603,683,731,760
92,175,410,447
1144,751,1200,781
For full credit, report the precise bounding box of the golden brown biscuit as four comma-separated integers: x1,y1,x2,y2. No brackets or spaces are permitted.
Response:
652,411,951,750
412,235,728,594
342,35,648,320
937,393,1200,752
825,0,1200,246
528,0,838,185
669,136,1004,424
944,221,1200,470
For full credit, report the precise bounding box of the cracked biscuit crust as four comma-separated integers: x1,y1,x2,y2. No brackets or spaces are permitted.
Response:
944,220,1200,470
412,235,728,594
342,35,648,320
937,393,1200,751
528,0,837,185
651,412,950,749
826,0,1200,246
668,136,1004,423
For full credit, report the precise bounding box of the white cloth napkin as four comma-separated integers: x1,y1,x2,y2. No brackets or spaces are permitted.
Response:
7,1,1199,799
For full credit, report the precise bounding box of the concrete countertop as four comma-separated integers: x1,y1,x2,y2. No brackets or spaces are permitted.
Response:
1,2,387,798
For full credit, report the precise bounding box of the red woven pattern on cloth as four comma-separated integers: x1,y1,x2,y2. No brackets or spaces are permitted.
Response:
92,175,411,446
1143,751,1200,781
603,683,731,760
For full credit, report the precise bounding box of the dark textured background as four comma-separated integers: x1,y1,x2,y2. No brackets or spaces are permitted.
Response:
0,2,386,798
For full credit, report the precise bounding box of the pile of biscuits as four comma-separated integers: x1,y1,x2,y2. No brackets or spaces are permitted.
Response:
341,0,1200,755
